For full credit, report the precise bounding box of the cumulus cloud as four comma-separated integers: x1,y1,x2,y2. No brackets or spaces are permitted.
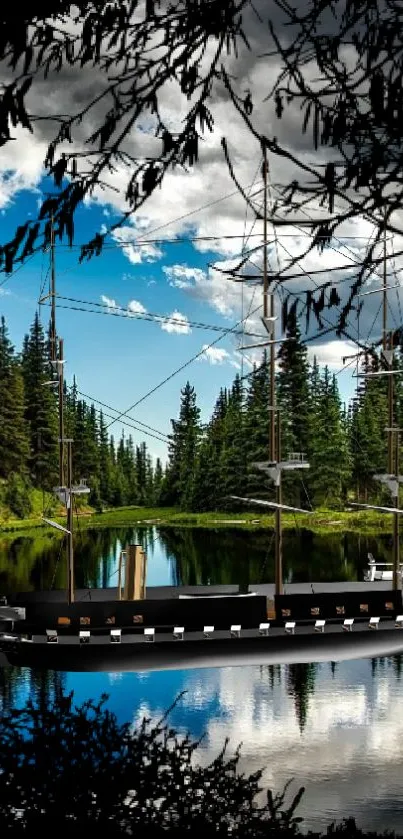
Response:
159,310,191,335
1,0,403,373
198,345,241,369
163,264,207,289
127,298,147,316
307,339,358,371
109,226,163,264
100,294,118,312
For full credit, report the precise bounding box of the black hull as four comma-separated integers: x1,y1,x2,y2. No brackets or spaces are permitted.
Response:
2,628,403,672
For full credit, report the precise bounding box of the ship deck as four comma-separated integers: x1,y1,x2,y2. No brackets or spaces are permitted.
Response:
8,580,395,604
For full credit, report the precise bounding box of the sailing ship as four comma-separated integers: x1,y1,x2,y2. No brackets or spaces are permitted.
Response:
1,155,403,672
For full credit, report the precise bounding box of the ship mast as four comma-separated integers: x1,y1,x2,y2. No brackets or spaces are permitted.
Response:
235,147,310,596
381,219,400,591
352,217,402,590
40,222,90,605
263,151,282,595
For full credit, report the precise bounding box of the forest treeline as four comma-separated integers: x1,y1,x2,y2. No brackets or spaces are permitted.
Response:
0,313,163,517
0,309,400,517
162,311,403,511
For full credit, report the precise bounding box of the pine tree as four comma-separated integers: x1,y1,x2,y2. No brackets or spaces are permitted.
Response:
308,367,350,507
192,388,229,510
277,314,311,506
21,313,58,489
0,317,30,478
162,381,201,508
98,412,112,505
144,452,155,506
125,435,139,505
191,436,218,511
244,355,271,497
153,458,164,506
219,375,247,501
136,442,147,504
348,352,388,502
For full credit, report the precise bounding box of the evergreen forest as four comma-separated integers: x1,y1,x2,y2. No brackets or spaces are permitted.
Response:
0,309,400,517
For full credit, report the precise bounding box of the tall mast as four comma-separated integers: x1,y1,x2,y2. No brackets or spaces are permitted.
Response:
263,150,282,595
50,218,57,367
236,148,310,599
381,219,400,591
357,220,402,590
40,223,90,603
384,224,400,591
66,439,74,604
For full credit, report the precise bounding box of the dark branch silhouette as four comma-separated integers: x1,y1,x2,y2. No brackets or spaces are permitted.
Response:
0,686,402,836
1,2,403,336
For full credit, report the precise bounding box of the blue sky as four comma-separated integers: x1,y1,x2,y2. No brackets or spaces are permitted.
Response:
0,172,381,466
0,179,266,462
0,4,401,466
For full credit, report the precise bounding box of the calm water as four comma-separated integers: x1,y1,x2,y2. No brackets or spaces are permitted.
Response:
1,524,403,833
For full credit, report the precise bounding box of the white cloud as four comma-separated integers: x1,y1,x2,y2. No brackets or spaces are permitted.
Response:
198,345,241,369
159,310,191,335
307,339,357,371
1,2,403,368
163,264,207,289
111,226,163,264
0,288,10,297
127,298,147,316
0,126,45,210
100,294,118,312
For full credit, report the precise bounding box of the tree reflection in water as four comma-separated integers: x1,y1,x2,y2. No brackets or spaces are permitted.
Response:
1,524,403,724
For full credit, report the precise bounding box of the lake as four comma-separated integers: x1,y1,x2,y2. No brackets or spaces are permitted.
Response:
1,524,403,834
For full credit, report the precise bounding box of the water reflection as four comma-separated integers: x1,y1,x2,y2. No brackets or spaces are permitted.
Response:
2,525,403,831
2,656,403,833
0,524,396,595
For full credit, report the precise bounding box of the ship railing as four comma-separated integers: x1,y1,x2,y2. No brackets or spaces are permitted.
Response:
33,614,403,645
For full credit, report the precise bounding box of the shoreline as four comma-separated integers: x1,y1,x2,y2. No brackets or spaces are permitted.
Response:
0,505,397,537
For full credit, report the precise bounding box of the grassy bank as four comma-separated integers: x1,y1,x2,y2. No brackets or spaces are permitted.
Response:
0,503,397,535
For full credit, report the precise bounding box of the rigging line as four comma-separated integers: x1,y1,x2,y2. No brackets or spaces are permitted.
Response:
0,251,37,289
104,302,264,430
365,296,385,349
50,537,65,591
54,232,384,250
258,533,275,584
74,388,169,440
225,264,366,283
237,161,264,361
269,201,379,312
394,275,402,328
285,271,375,295
265,156,282,276
387,236,403,326
387,296,399,332
270,234,362,343
271,212,382,347
38,250,48,310
103,180,264,244
50,296,264,338
238,325,336,383
269,182,390,291
92,409,169,444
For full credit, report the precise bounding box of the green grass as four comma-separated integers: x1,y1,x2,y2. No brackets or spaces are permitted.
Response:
0,501,397,535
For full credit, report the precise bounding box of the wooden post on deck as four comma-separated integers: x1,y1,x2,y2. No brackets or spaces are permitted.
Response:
123,544,147,601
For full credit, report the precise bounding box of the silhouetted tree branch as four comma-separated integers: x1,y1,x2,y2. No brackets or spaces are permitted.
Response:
1,2,403,337
0,687,402,837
